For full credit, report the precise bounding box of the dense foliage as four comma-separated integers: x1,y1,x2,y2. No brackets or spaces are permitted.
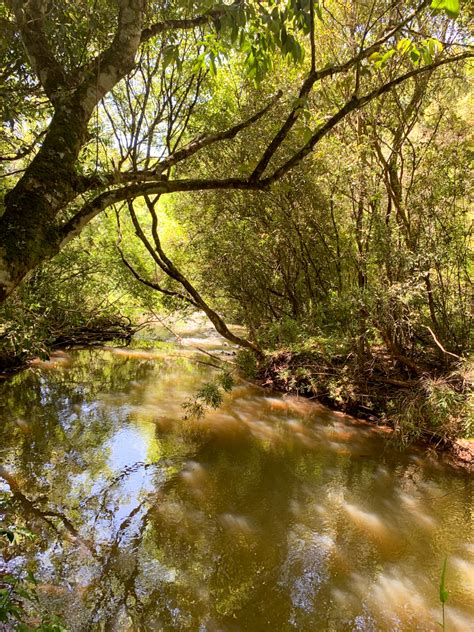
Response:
0,0,472,444
0,3,472,627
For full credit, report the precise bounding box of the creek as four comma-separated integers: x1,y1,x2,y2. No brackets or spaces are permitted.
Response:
0,319,473,631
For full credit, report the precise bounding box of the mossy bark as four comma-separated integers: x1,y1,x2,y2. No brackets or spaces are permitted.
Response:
0,0,145,302
0,105,87,301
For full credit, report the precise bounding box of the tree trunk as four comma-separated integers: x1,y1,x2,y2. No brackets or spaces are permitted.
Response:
0,102,92,300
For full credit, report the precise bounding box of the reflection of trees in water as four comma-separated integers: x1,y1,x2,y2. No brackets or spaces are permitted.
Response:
1,350,473,630
78,442,372,629
0,348,160,422
0,350,161,501
1,427,319,628
3,442,474,630
78,440,299,630
3,436,473,630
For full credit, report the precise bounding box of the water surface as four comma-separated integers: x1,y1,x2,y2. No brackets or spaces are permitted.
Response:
0,325,473,631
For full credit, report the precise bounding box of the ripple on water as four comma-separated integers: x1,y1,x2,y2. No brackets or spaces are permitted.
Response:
0,341,473,631
280,527,335,621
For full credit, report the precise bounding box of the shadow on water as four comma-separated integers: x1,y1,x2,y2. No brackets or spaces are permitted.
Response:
0,328,473,631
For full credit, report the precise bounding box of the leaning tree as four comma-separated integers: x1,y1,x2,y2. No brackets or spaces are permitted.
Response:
0,0,470,320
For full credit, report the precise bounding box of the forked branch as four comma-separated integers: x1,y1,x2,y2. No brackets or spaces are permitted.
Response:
121,197,264,357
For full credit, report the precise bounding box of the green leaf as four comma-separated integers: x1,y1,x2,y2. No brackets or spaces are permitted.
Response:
431,0,460,19
302,126,313,143
217,371,234,392
444,0,460,19
426,38,444,55
369,52,383,62
381,49,396,63
421,47,433,64
410,47,421,63
209,54,217,77
397,38,412,54
439,557,449,604
162,44,179,69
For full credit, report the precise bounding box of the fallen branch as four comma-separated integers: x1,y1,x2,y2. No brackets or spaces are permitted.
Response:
425,326,463,360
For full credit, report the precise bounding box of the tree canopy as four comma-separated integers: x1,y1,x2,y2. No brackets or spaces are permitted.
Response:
0,0,471,303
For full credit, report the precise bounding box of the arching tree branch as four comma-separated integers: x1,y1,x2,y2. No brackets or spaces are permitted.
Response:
263,52,473,185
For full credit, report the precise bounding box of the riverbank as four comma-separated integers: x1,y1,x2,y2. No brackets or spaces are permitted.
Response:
256,347,474,470
0,315,135,381
2,314,472,469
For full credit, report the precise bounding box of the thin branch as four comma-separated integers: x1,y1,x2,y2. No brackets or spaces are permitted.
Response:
354,0,378,96
140,1,244,43
154,87,281,172
263,52,473,185
59,52,472,252
127,200,172,276
59,177,267,248
309,0,316,72
136,196,263,357
0,130,47,162
425,326,462,360
79,90,282,191
118,244,197,305
250,0,433,180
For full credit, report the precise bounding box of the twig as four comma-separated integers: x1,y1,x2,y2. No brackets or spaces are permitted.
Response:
425,326,462,360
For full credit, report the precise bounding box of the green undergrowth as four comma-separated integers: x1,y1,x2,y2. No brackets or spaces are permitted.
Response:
390,368,473,445
249,341,473,446
0,238,140,376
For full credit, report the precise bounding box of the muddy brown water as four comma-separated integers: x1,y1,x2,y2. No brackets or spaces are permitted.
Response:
0,324,473,631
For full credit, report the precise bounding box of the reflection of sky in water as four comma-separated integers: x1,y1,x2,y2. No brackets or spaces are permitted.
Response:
106,426,150,471
280,528,334,625
103,415,166,521
0,327,473,632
